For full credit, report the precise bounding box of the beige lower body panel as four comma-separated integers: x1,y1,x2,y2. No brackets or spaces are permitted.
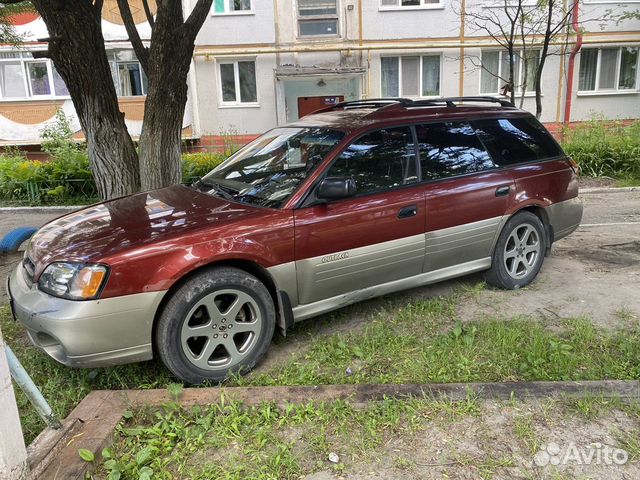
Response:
291,257,491,322
295,233,425,305
424,216,505,272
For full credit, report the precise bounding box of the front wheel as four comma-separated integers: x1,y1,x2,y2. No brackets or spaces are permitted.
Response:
485,211,547,290
155,267,275,384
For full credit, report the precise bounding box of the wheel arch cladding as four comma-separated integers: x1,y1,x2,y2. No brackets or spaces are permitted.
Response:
151,259,291,356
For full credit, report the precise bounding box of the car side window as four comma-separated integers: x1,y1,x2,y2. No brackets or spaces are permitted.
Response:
415,121,495,180
472,117,563,166
327,127,417,194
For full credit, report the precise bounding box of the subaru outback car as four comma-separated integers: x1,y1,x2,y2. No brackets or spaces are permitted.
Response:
7,97,582,383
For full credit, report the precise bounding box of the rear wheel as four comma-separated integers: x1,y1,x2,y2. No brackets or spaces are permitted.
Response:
155,267,275,384
485,211,547,290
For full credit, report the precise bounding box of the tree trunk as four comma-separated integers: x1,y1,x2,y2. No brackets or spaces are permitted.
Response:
31,1,140,199
138,3,192,191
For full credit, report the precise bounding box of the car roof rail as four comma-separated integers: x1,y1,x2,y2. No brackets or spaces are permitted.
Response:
310,96,516,117
439,96,516,108
314,98,412,113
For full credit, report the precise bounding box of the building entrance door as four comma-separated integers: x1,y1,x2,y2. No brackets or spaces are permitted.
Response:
297,95,344,118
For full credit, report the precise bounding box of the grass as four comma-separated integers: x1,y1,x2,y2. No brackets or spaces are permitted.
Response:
2,285,640,445
96,394,482,480
513,414,540,455
95,393,640,479
234,310,640,387
562,118,640,181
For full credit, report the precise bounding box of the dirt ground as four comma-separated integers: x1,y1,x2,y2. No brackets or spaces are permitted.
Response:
299,398,640,480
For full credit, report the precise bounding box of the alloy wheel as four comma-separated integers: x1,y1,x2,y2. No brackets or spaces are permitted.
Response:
180,289,262,371
503,223,541,279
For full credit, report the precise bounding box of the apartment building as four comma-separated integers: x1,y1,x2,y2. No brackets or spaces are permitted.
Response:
1,0,639,151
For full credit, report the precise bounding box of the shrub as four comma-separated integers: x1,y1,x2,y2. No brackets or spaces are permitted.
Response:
181,152,226,182
562,119,640,178
0,151,229,205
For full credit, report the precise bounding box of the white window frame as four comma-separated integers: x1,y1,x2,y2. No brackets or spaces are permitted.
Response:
211,0,254,16
379,0,443,11
297,0,340,38
0,52,69,101
577,46,640,95
112,61,147,97
217,59,259,108
380,54,442,98
583,0,640,4
481,0,537,8
478,49,540,96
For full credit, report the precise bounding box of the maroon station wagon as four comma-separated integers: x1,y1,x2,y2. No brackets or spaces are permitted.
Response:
8,97,583,383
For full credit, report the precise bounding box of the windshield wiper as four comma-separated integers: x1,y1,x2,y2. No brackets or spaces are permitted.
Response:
194,179,236,201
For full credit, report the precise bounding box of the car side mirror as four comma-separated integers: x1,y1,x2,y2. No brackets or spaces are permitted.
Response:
317,177,357,200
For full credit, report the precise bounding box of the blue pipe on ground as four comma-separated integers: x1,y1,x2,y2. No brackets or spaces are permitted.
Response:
0,227,37,253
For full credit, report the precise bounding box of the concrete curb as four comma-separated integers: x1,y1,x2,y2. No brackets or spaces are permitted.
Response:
30,380,639,479
0,206,83,214
580,186,639,194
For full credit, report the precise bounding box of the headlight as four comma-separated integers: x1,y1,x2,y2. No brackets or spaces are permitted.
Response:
38,262,108,300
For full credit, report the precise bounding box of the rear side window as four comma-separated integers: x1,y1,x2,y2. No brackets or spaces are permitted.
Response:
472,117,562,166
327,127,417,194
415,121,495,180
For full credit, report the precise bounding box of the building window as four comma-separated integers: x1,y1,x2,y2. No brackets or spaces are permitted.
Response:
578,47,639,92
0,52,69,100
107,51,147,97
213,0,252,14
380,0,440,9
480,49,539,95
219,60,258,105
298,0,339,36
381,55,440,97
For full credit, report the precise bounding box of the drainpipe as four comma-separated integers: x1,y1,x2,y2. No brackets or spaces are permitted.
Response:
563,0,582,124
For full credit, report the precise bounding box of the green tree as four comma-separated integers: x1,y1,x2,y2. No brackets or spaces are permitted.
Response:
0,1,31,45
0,0,213,199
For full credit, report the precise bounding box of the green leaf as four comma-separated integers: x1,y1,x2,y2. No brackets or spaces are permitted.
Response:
107,470,122,480
78,448,95,462
166,383,183,400
102,447,113,459
135,446,155,466
139,466,153,480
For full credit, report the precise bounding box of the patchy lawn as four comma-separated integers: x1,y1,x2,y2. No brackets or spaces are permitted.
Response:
3,281,640,445
95,393,640,479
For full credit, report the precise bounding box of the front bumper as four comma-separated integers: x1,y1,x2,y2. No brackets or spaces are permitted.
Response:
6,262,166,368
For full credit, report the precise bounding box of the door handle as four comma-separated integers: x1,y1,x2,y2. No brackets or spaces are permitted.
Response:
495,185,511,197
398,205,418,219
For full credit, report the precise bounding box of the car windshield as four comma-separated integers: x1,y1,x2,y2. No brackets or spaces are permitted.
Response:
196,127,345,208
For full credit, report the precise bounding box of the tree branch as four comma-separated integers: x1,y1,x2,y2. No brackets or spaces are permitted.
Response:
141,0,155,27
116,0,150,73
183,0,214,39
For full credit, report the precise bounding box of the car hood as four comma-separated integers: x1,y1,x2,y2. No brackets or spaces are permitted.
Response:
27,184,261,269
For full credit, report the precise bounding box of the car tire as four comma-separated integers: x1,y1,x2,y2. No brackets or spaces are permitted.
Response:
485,211,547,290
155,267,275,384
